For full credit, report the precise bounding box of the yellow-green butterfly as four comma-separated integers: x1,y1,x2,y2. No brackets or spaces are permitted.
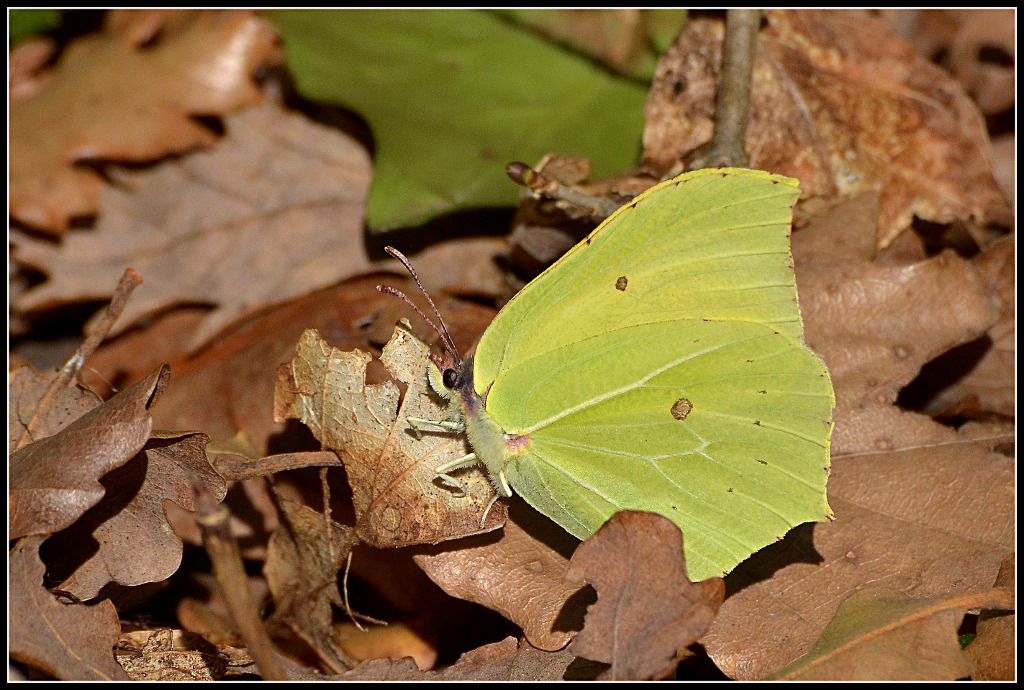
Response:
382,167,834,582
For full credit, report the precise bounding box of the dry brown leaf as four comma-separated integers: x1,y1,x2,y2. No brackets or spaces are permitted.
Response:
339,636,579,681
115,628,226,681
703,424,1013,679
644,10,1012,248
333,621,437,671
274,325,507,547
412,500,582,652
989,134,1015,204
9,365,169,541
9,10,278,233
791,193,1000,454
887,10,1016,116
965,555,1016,680
82,277,494,456
919,234,1014,419
264,497,359,671
410,237,512,301
8,364,102,453
512,9,669,77
564,511,725,680
41,430,226,601
9,535,129,680
771,586,1013,680
13,100,373,351
8,35,57,101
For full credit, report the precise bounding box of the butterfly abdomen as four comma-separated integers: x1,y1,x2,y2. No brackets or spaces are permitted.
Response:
456,357,523,497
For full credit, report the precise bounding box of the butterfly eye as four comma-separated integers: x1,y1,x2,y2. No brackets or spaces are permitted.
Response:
442,368,459,389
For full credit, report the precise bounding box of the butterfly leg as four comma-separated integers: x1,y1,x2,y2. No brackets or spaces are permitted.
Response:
433,452,479,496
479,493,500,529
406,416,465,438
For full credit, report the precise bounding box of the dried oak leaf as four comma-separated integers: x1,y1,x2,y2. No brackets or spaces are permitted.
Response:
918,234,1014,419
702,423,1013,680
274,325,507,547
42,430,227,601
9,9,278,234
965,554,1016,680
771,586,1014,680
412,500,583,652
564,511,726,680
9,535,129,680
264,497,358,671
339,636,578,681
13,100,373,352
84,276,493,456
644,10,1012,248
791,193,1000,454
8,364,103,454
9,365,169,541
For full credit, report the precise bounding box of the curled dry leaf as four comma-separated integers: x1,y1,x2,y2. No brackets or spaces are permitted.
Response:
565,511,725,680
703,423,1013,679
413,501,582,652
13,100,374,352
771,586,1014,680
9,536,129,680
9,9,278,233
9,365,169,541
274,325,507,547
264,497,359,672
791,193,1000,454
41,430,226,601
644,10,1012,248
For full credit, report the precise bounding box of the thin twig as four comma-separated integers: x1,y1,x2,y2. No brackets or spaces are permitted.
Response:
16,269,143,450
690,9,762,170
194,482,289,680
507,161,621,220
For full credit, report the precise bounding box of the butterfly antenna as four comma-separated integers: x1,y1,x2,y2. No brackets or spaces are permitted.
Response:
378,246,460,360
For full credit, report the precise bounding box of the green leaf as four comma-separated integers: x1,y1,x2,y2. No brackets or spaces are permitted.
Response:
9,9,61,45
269,9,649,231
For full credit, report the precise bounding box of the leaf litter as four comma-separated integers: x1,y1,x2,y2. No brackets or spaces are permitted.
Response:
13,99,375,352
9,10,278,234
9,8,1014,682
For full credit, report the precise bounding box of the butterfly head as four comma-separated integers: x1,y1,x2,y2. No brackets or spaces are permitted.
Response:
378,245,472,399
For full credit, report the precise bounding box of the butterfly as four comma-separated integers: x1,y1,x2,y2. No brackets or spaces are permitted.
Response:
382,167,834,581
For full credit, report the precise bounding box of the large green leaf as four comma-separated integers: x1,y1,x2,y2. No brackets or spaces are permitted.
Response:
270,10,649,231
9,9,61,44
